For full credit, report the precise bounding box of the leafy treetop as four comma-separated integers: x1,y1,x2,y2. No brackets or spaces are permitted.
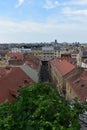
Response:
0,82,86,130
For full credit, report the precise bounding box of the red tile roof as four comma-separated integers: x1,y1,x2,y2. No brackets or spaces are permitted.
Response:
67,68,87,102
0,67,34,103
23,54,40,70
51,59,75,76
7,53,40,70
56,57,77,65
9,60,24,65
7,52,23,60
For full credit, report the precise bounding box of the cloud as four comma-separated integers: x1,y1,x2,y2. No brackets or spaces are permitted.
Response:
0,19,87,43
16,0,25,8
63,0,87,6
43,0,59,9
0,19,77,34
62,7,87,16
71,0,87,5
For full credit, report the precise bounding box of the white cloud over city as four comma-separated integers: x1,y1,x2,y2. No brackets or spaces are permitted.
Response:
16,0,25,8
43,0,59,9
0,0,87,43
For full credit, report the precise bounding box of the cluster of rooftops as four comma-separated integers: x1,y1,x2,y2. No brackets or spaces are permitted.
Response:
50,58,87,102
0,45,87,103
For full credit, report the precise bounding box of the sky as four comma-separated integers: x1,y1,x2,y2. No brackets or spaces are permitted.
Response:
0,0,87,43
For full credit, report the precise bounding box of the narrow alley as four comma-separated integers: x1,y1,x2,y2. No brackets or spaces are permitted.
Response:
39,61,49,82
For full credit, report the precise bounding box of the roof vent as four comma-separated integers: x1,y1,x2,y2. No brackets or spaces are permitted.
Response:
81,84,85,87
76,80,80,83
74,79,80,84
5,66,11,70
24,79,29,84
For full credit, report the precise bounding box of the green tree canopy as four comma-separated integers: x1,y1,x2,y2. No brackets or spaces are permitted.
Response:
0,82,85,130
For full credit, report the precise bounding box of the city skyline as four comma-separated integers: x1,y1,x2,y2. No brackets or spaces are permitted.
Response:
0,0,87,43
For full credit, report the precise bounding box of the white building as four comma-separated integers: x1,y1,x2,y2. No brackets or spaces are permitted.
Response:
77,48,87,68
11,48,21,53
11,47,32,53
42,46,54,61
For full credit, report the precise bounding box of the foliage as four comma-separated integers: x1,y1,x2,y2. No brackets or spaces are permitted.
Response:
0,82,85,130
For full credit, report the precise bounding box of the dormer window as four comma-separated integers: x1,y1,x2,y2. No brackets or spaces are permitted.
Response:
81,84,85,87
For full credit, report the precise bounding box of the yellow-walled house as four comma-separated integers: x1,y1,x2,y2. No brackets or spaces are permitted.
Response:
65,68,87,102
49,59,75,96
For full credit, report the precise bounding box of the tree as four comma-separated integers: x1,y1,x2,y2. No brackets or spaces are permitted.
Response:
0,82,85,130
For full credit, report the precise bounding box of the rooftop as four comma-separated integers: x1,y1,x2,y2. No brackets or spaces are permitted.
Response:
67,68,87,102
56,56,77,65
51,59,75,76
0,67,34,103
23,54,40,70
6,52,23,60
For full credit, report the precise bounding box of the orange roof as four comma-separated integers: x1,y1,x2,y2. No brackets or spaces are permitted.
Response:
51,59,75,76
23,54,40,70
7,52,23,60
67,69,87,102
0,67,34,103
56,57,76,65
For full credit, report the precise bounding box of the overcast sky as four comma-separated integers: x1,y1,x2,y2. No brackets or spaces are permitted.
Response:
0,0,87,43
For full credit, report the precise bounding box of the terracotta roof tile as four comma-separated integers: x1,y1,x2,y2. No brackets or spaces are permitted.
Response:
51,59,75,76
57,57,77,65
7,52,23,60
67,68,87,102
23,54,40,70
0,67,34,103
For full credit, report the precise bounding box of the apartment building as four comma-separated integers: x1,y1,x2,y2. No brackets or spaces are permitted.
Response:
66,68,87,102
77,47,87,68
0,67,34,103
49,59,75,96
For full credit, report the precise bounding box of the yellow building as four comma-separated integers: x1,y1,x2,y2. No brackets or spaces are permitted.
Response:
65,68,87,102
49,59,75,96
32,50,42,60
65,81,77,101
0,60,7,66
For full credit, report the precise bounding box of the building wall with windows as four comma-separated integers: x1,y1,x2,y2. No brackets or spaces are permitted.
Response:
49,59,75,96
49,63,63,94
66,81,77,101
65,68,87,102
